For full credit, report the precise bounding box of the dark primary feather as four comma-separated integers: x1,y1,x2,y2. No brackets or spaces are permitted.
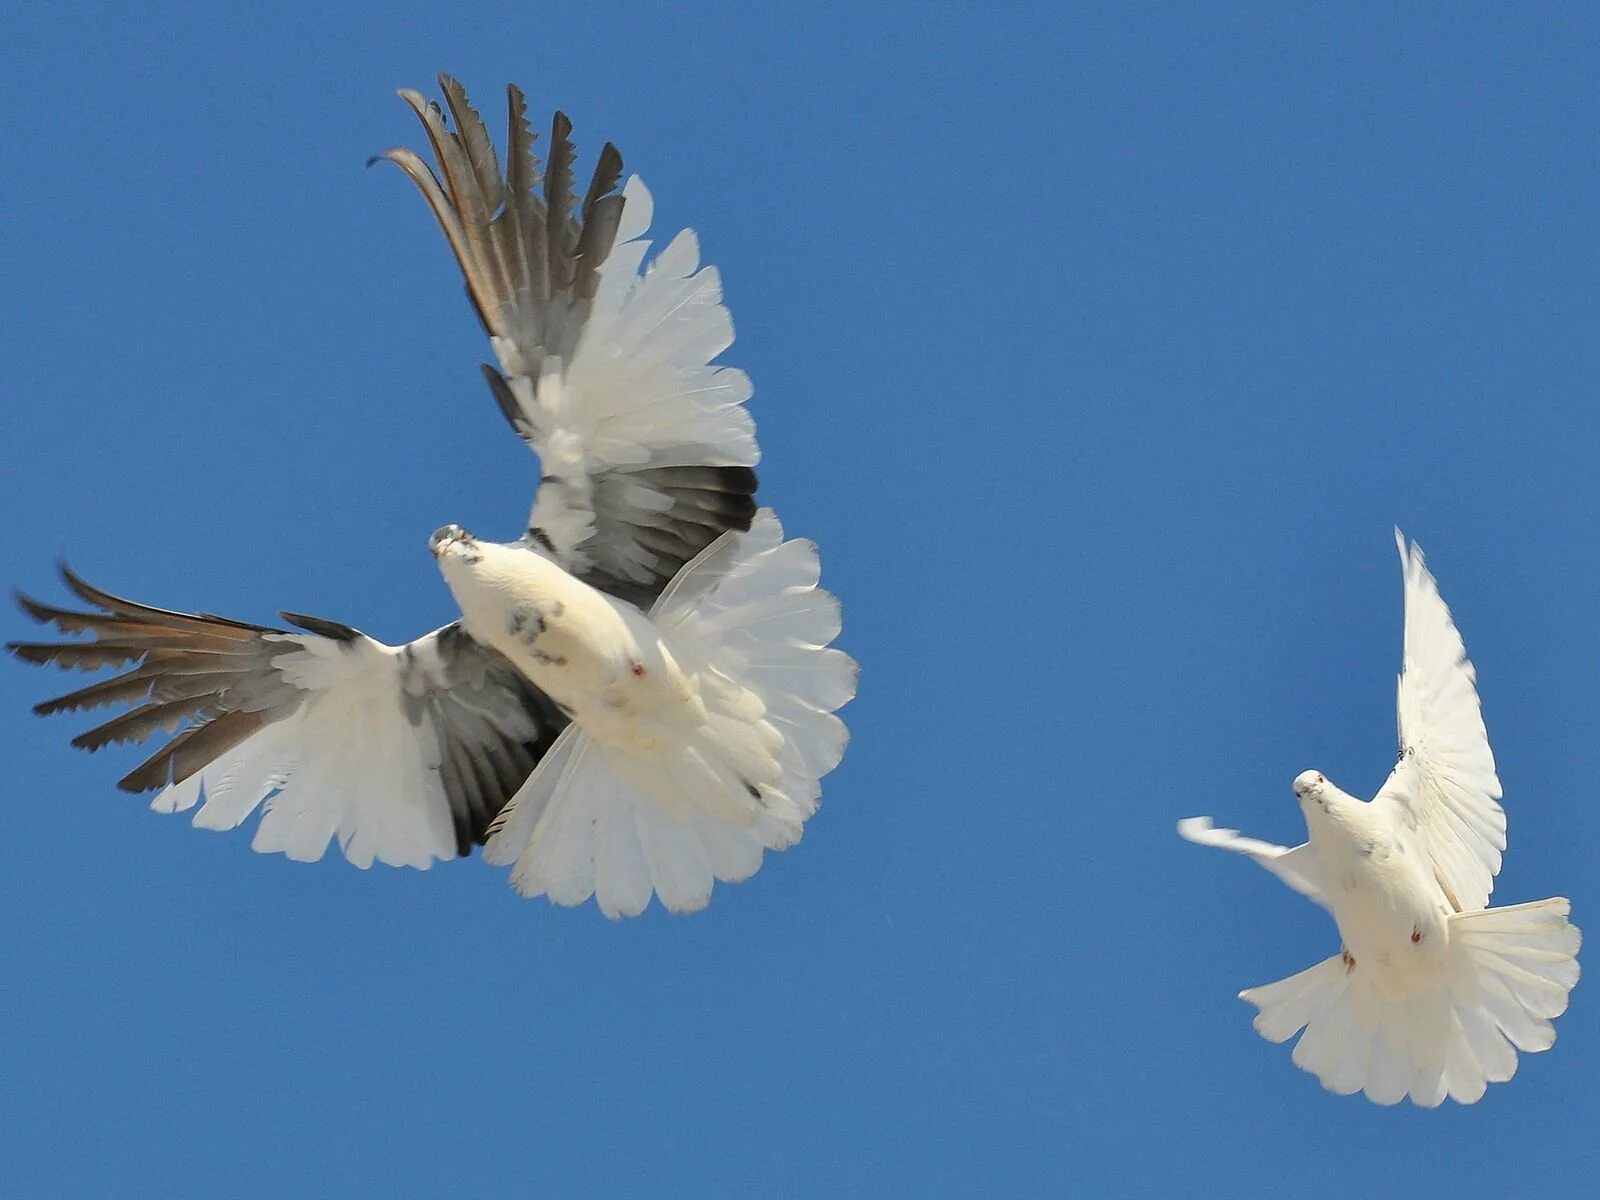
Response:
9,569,567,855
545,111,579,292
545,461,759,610
8,569,302,792
382,77,760,610
402,622,566,853
376,75,625,370
574,142,625,300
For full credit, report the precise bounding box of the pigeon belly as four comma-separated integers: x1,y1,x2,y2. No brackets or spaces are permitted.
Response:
442,546,701,755
1310,801,1453,990
500,601,701,755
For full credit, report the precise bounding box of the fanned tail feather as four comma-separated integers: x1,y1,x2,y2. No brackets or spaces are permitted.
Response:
1241,898,1580,1106
484,509,856,916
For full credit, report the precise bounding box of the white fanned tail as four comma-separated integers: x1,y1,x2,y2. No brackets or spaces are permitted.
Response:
484,509,856,915
1241,898,1581,1106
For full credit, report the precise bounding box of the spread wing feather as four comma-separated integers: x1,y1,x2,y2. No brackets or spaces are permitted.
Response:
10,568,564,867
1176,816,1329,907
378,76,757,609
1374,531,1506,912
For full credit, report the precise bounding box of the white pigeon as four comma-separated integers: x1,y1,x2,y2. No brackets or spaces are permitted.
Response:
1179,532,1578,1106
9,76,856,916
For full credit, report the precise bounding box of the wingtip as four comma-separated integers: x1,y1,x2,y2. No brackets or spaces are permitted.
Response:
69,728,108,752
56,562,122,613
115,768,162,795
1176,815,1213,842
13,589,50,624
278,611,363,643
55,560,91,601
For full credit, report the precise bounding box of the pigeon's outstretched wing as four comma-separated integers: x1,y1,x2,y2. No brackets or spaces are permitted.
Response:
1374,531,1506,912
1176,816,1328,907
10,569,564,868
378,76,758,609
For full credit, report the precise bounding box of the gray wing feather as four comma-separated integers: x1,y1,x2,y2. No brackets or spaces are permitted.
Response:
381,77,758,609
10,568,565,857
377,75,624,369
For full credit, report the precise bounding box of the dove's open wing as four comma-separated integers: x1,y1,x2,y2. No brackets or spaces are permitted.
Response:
1373,531,1505,912
380,77,758,610
1176,816,1328,906
10,569,563,868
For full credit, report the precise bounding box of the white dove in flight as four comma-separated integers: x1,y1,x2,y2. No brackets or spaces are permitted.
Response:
9,76,856,916
1179,532,1578,1106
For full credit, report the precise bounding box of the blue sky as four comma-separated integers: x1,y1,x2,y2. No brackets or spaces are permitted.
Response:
3,3,1599,1195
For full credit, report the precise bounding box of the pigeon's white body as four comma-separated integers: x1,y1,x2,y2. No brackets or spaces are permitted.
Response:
432,514,851,916
1179,534,1579,1106
437,533,685,754
1299,778,1452,984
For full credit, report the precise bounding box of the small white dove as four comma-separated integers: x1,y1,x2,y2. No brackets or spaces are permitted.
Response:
1179,531,1579,1106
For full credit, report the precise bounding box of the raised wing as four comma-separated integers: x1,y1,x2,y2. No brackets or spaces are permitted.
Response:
1374,531,1505,911
378,76,758,609
1177,816,1328,907
10,568,563,868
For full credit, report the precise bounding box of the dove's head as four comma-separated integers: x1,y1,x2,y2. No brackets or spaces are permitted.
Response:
1293,770,1329,807
430,524,479,563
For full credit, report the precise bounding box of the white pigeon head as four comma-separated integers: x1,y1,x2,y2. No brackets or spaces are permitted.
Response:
430,523,482,564
1292,769,1328,803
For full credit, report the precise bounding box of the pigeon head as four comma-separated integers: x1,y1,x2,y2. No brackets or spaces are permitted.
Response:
430,524,477,558
1292,770,1327,801
431,524,488,584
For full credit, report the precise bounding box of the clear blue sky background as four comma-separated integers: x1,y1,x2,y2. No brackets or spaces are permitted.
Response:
3,4,1598,1196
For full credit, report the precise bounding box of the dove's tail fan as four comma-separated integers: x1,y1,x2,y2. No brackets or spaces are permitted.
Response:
483,509,857,916
1242,898,1580,1107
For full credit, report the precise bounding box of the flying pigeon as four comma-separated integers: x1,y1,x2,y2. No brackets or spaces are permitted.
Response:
9,76,857,916
1179,532,1578,1105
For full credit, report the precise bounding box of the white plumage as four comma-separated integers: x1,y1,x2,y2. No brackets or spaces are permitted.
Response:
473,510,854,915
10,77,855,914
507,176,760,579
1179,532,1579,1106
154,635,467,869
